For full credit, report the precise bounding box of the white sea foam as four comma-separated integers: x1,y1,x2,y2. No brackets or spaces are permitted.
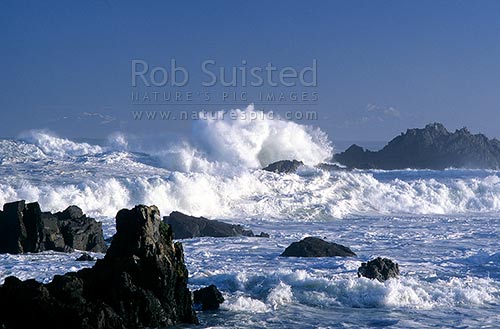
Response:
0,251,103,284
324,276,498,309
1,208,498,328
191,267,499,312
0,140,46,164
266,282,293,309
0,179,129,218
100,105,332,174
2,107,500,328
191,105,333,168
2,160,500,224
1,106,500,222
20,130,103,158
2,169,500,226
222,296,270,313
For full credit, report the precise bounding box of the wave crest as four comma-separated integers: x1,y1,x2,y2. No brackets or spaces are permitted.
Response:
192,105,332,168
20,130,103,158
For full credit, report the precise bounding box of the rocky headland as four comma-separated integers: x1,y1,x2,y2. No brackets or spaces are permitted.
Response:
335,123,500,170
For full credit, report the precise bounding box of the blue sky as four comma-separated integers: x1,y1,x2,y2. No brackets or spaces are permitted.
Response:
1,0,500,143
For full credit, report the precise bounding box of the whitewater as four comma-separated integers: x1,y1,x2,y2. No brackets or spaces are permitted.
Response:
0,106,499,328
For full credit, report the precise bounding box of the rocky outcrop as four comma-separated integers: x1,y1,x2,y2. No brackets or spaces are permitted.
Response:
358,257,400,282
0,205,198,329
262,160,304,173
193,285,225,311
335,123,500,169
280,237,356,257
164,211,268,239
0,201,106,254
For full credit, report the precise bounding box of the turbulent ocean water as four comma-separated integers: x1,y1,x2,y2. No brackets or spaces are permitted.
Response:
0,107,499,328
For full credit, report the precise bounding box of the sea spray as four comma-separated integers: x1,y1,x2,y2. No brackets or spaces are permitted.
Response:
1,106,500,222
191,105,332,168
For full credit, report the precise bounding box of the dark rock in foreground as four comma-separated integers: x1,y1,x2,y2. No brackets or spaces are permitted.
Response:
280,237,357,257
0,205,198,329
164,211,267,239
75,253,95,261
0,200,106,254
335,123,500,169
193,285,225,311
358,257,400,282
262,159,304,173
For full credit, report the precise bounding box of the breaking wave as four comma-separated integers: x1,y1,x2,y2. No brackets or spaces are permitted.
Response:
1,169,500,224
19,130,103,158
191,269,499,312
0,105,500,222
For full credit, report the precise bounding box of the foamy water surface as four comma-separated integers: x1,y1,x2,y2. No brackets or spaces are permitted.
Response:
0,106,499,327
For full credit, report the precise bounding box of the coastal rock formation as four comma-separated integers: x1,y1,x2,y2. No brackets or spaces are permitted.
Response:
280,237,356,257
0,205,198,329
262,159,304,173
357,257,400,282
0,200,106,254
193,285,225,311
335,123,500,169
164,211,268,239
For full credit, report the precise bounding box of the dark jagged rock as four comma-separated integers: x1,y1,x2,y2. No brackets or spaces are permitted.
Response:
55,205,84,220
75,253,95,261
58,214,107,252
39,212,68,252
193,285,225,311
335,123,500,169
0,205,198,329
280,237,356,257
0,201,106,254
358,257,400,282
164,211,267,239
0,201,27,254
262,159,304,173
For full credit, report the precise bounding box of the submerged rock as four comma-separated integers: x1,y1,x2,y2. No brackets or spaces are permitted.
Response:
75,253,95,261
315,163,350,171
335,123,500,169
164,211,266,239
262,160,304,173
193,285,225,311
0,205,198,329
357,257,400,282
0,201,106,254
280,237,356,257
